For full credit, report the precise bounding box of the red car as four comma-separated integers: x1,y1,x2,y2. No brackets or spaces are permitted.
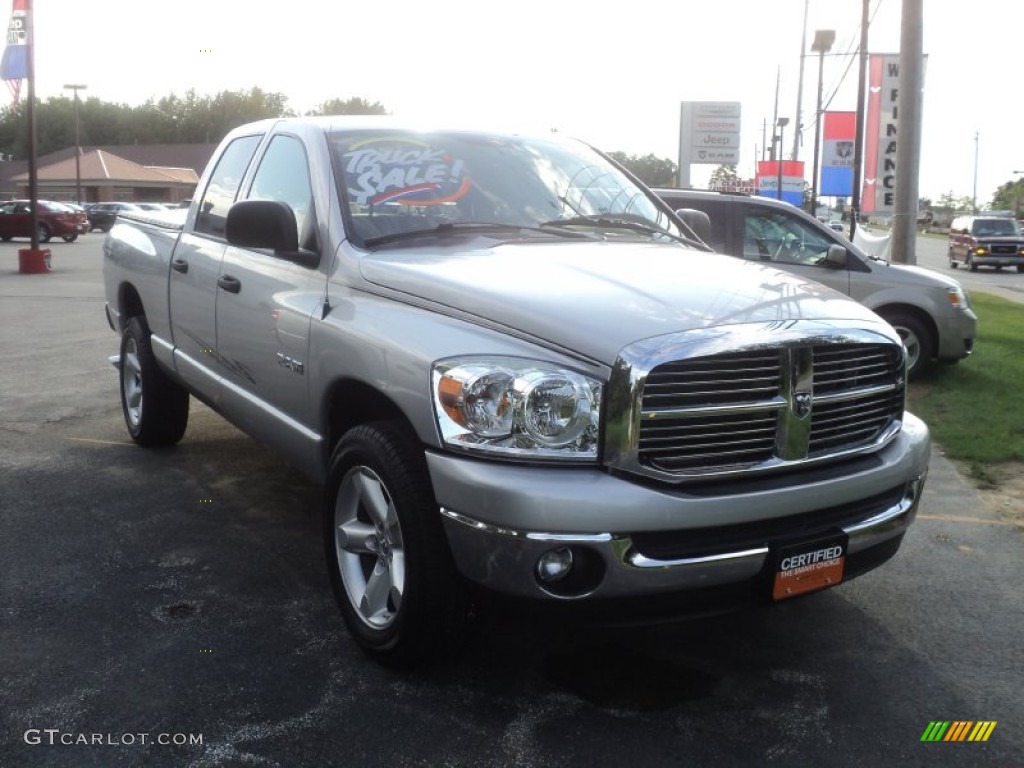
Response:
0,199,90,243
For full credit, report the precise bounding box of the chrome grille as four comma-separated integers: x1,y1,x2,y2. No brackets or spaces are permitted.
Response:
808,391,905,455
641,350,781,408
639,411,779,471
629,341,903,479
812,344,896,393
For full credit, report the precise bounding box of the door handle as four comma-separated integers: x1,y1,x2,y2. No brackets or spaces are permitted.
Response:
217,275,241,294
171,258,189,274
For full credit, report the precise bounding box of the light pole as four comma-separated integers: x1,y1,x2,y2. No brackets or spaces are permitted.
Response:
972,132,979,214
775,117,789,200
1014,171,1023,219
63,83,86,204
809,29,835,216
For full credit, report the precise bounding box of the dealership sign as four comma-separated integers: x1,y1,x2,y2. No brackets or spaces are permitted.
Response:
678,102,741,185
861,54,927,213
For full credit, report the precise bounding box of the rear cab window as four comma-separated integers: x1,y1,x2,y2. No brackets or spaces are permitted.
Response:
194,135,263,239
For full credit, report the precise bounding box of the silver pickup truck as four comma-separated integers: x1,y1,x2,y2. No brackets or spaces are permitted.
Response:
103,117,930,665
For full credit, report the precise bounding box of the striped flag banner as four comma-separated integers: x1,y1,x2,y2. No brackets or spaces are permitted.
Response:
755,160,804,207
0,0,29,102
820,111,856,197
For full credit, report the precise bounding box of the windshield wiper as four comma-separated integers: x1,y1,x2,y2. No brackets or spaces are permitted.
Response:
361,221,596,247
540,214,704,248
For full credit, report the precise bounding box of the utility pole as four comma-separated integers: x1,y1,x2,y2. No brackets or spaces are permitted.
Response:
850,0,870,240
791,0,809,161
890,0,924,265
776,118,789,200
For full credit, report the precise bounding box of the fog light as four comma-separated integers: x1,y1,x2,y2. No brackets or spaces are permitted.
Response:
536,547,574,583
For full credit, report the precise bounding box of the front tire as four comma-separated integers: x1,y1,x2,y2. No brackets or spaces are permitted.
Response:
37,223,52,243
119,316,189,446
881,310,933,380
324,422,468,667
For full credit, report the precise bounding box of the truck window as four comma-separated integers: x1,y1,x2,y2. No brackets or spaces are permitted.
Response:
194,134,262,239
246,135,314,246
742,207,835,267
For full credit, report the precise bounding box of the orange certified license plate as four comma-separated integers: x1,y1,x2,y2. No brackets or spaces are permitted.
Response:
772,533,848,601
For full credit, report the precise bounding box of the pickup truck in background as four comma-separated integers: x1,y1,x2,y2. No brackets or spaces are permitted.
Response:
103,118,930,666
653,188,978,379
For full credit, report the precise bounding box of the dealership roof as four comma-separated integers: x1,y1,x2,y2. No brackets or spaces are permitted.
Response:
12,149,199,185
0,143,217,196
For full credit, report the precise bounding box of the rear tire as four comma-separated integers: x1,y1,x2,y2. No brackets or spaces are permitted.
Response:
324,421,468,667
119,316,189,446
62,235,78,243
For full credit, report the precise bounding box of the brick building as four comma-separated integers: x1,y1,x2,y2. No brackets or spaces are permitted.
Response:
0,143,218,203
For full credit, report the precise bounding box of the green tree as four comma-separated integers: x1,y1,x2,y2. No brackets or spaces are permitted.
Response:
0,87,297,159
708,165,739,189
936,192,974,213
306,97,389,116
990,178,1024,216
606,152,677,187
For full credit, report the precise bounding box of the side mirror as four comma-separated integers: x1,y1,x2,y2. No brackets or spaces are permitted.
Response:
824,243,848,268
225,200,319,268
675,208,711,244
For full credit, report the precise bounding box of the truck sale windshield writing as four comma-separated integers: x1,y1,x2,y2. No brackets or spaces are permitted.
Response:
342,139,469,206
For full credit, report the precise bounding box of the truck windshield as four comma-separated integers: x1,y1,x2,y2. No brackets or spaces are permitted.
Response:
328,129,687,247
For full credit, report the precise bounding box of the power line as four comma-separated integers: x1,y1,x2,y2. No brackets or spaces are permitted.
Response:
805,0,886,134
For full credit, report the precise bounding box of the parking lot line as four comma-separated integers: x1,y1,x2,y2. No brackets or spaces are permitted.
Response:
917,513,1019,527
65,436,135,447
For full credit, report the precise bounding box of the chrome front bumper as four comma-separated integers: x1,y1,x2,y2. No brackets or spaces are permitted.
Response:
430,413,930,601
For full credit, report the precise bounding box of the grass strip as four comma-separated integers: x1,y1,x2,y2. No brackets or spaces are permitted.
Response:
908,291,1024,486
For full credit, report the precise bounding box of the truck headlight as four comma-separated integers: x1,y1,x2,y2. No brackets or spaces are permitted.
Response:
432,357,602,460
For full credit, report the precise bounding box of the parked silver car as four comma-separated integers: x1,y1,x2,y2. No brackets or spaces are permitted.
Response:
653,188,978,378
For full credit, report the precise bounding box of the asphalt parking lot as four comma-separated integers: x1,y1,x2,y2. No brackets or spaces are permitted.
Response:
1,236,1022,767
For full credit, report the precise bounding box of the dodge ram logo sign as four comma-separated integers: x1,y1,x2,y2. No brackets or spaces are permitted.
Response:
793,392,812,419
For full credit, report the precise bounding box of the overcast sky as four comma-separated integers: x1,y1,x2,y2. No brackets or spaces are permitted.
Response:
24,0,1023,205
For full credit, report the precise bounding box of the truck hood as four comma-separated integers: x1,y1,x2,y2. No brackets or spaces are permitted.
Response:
359,240,885,364
975,235,1024,245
